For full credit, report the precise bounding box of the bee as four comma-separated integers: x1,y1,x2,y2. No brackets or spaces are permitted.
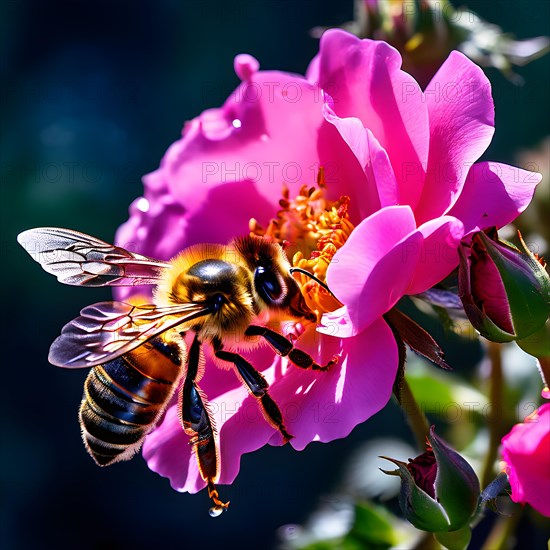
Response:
17,228,337,516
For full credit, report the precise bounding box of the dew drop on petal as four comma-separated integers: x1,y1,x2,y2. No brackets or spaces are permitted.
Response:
135,197,150,212
542,386,550,400
232,119,242,129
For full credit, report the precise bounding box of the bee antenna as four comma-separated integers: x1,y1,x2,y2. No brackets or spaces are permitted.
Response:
289,267,332,294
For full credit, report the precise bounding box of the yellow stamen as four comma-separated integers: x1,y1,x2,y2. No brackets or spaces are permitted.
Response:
250,172,355,318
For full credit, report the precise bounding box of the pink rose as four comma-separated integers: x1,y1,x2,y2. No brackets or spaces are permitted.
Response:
115,30,540,497
501,403,550,517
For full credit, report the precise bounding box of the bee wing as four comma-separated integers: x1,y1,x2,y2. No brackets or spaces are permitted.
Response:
17,227,171,286
49,301,210,368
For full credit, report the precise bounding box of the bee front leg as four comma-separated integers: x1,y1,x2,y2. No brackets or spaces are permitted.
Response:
213,341,293,443
245,325,338,371
179,335,229,516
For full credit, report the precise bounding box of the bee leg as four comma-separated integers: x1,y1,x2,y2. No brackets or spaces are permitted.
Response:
213,343,294,443
245,325,338,371
179,335,229,516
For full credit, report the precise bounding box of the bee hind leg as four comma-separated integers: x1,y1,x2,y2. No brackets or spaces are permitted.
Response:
245,325,338,371
207,479,229,517
179,335,229,515
214,344,293,443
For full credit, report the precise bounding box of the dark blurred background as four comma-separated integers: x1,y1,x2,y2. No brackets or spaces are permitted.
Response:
1,1,549,549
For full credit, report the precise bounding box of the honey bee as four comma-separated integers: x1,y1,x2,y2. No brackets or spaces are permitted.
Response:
18,228,337,515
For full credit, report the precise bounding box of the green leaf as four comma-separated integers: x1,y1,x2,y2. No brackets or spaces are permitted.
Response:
406,363,487,417
516,319,550,358
348,502,400,547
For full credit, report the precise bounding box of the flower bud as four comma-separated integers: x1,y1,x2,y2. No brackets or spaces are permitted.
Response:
382,427,480,533
458,228,550,347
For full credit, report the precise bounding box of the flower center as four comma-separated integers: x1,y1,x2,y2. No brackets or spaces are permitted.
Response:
249,168,354,317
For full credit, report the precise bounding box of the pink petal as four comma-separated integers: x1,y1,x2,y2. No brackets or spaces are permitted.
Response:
501,404,550,516
317,29,429,209
269,318,398,450
471,250,514,333
165,70,323,213
405,216,465,295
509,466,550,517
234,54,260,81
143,403,196,492
323,98,399,213
502,403,550,458
322,97,399,210
318,305,357,338
448,162,542,235
414,51,495,223
166,65,375,225
306,52,320,83
326,206,421,332
315,119,378,223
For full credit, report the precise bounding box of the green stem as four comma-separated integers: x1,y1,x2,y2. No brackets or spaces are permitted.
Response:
400,375,431,450
481,341,505,490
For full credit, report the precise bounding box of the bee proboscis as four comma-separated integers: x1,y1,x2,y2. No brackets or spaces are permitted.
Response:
18,227,337,515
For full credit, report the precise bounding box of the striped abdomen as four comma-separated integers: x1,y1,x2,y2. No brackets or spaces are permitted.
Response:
79,334,184,466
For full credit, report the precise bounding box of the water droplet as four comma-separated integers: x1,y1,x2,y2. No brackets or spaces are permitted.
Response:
232,119,242,129
209,505,225,518
135,197,150,213
542,386,550,400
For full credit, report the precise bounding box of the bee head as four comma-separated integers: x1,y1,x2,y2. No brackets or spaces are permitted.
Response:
233,236,316,322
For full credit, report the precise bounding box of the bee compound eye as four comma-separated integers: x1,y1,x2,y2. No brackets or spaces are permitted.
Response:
254,266,283,304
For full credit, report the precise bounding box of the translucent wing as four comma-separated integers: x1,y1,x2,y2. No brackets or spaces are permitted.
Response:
17,227,171,286
49,301,210,368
